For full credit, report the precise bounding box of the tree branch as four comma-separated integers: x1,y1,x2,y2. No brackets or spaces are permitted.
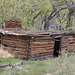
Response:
48,7,67,20
33,11,41,20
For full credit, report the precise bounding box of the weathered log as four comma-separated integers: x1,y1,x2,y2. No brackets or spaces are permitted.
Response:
11,61,23,68
0,64,10,68
0,61,23,68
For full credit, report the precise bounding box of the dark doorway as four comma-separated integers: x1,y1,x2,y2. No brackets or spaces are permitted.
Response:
54,38,61,57
0,35,1,44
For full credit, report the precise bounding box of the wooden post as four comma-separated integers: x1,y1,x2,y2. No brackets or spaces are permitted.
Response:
27,39,30,60
1,35,2,44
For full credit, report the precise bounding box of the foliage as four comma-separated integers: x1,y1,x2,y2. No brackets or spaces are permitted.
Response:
0,0,75,31
0,0,52,30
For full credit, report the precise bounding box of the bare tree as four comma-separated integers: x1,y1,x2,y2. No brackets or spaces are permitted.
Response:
42,0,75,31
65,0,75,30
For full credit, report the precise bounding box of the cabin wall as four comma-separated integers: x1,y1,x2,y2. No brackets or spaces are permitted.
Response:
61,35,75,53
1,34,75,60
30,36,54,60
1,35,31,59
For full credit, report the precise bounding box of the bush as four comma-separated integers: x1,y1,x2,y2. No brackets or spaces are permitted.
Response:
47,51,75,75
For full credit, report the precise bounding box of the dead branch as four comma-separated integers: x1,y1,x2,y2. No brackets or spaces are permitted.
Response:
0,61,23,68
0,64,10,68
11,61,23,68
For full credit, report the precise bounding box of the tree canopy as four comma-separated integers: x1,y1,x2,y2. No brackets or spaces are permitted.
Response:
0,0,75,31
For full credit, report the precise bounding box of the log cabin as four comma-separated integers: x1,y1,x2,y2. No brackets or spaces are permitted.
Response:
0,19,75,60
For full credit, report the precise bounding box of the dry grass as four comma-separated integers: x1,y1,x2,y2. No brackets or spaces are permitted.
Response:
0,45,14,58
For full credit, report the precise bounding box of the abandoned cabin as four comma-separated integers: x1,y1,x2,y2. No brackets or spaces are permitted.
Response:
0,19,75,60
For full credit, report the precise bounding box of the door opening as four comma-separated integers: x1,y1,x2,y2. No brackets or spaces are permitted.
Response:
0,35,1,44
54,38,61,57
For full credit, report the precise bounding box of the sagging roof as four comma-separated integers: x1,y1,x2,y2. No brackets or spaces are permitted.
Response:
0,28,74,37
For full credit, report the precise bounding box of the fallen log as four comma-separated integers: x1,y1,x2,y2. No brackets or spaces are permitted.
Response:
11,61,23,68
0,61,23,68
0,64,10,68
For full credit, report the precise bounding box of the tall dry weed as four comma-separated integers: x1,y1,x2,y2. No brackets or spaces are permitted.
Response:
0,45,14,58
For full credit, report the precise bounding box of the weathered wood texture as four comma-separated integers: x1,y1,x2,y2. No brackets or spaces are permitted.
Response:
4,20,22,28
61,35,75,53
2,35,31,59
30,37,54,60
1,35,55,60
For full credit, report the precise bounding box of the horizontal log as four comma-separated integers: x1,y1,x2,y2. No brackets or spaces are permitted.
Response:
68,44,75,46
2,42,28,48
16,55,27,58
3,44,27,49
4,47,27,52
30,44,54,47
2,41,27,45
61,48,67,50
2,39,28,44
2,37,29,42
31,53,53,57
63,36,73,38
31,43,54,46
31,50,53,53
68,41,75,42
61,44,68,47
30,39,54,42
34,37,53,40
31,52,53,58
31,54,53,58
31,41,54,44
31,45,54,48
31,40,54,42
62,44,75,48
3,35,30,40
62,42,69,44
31,50,53,54
31,55,53,59
31,47,54,51
14,51,28,55
67,46,74,48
